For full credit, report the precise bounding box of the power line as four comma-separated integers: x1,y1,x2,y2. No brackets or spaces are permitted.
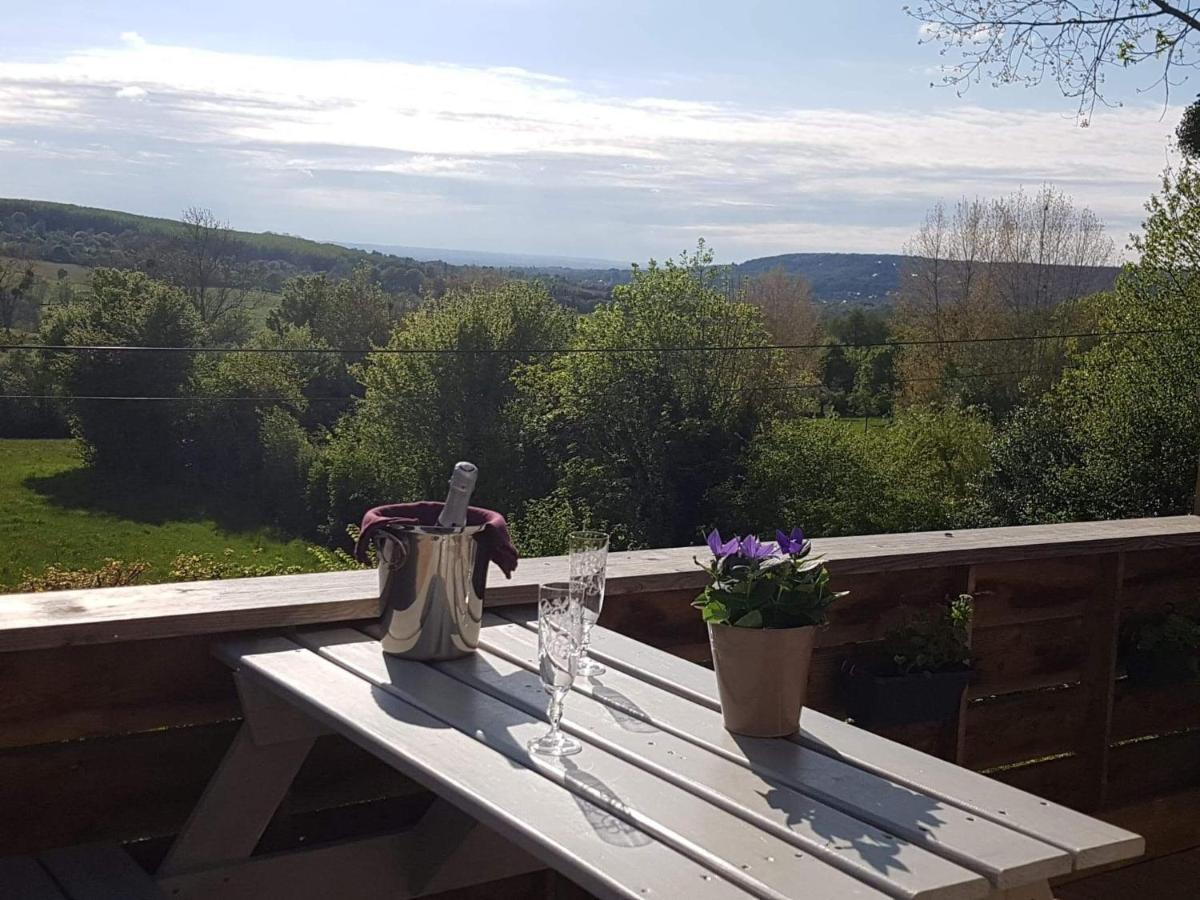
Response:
0,368,1063,403
0,327,1192,357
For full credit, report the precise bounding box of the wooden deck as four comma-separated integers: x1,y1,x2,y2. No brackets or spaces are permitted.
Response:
0,516,1197,897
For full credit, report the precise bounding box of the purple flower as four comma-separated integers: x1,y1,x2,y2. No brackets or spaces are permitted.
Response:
775,526,807,555
706,529,739,559
739,534,779,560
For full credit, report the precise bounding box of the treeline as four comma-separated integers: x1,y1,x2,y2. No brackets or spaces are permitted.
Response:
4,176,1199,559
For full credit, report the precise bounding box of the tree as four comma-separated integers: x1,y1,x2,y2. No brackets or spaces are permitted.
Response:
988,162,1200,522
909,1,1200,119
740,267,821,382
40,269,202,476
893,186,1112,414
158,207,250,331
518,244,785,548
312,280,572,538
269,266,402,350
729,405,992,538
0,259,35,331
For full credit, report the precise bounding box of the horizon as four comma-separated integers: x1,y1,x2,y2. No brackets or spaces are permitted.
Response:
0,2,1186,262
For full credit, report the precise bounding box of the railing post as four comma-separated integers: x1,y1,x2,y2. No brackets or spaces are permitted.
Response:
947,564,976,765
1077,551,1124,812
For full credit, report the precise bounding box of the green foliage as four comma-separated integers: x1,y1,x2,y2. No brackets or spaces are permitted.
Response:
183,325,325,520
268,266,405,350
312,280,571,536
884,594,974,675
692,535,845,628
731,405,992,537
519,243,782,548
168,549,306,581
0,339,68,438
1177,96,1200,159
40,268,202,476
17,558,150,592
988,163,1200,522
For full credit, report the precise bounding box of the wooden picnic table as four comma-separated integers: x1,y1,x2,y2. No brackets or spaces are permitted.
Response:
158,611,1144,900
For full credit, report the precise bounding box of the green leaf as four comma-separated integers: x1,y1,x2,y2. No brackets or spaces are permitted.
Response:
735,608,763,628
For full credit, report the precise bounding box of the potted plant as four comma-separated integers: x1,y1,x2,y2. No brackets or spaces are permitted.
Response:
842,594,974,727
693,527,846,737
1120,610,1200,687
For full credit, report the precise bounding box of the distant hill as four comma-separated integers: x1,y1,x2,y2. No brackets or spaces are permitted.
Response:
732,252,1121,305
733,253,909,303
0,200,1122,309
349,241,627,270
0,199,469,298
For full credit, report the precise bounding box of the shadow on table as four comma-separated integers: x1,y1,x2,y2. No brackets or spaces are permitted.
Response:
561,758,654,848
588,677,659,734
730,732,946,878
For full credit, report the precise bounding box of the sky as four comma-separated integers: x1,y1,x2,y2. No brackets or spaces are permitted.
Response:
0,1,1187,263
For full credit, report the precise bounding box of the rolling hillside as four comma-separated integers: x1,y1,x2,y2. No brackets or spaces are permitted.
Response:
0,199,1122,308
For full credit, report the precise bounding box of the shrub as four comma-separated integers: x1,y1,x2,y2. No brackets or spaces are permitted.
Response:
17,559,150,591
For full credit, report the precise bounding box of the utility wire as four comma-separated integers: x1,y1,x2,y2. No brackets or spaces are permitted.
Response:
0,327,1190,357
0,368,1063,403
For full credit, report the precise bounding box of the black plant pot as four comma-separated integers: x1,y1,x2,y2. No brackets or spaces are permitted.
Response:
841,664,971,727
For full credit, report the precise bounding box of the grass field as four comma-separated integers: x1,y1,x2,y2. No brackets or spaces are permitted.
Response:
0,439,320,588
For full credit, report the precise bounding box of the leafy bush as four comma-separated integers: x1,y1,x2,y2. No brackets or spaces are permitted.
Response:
519,244,783,548
39,268,202,476
167,549,307,581
311,279,571,537
728,405,992,538
17,559,150,591
692,528,846,628
884,594,974,675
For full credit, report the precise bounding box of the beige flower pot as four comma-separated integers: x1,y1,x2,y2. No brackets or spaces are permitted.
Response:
708,622,817,737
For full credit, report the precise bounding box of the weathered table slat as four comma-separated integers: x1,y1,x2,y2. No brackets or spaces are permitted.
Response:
219,635,756,900
428,634,989,900
296,628,892,900
479,617,1071,890
507,609,1144,871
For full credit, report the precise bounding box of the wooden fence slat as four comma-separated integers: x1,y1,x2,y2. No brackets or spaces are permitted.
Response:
986,756,1093,811
962,688,1085,771
1076,554,1123,811
1119,547,1200,618
1111,681,1200,742
970,618,1087,698
970,556,1106,630
1106,730,1200,808
0,635,240,750
0,724,425,855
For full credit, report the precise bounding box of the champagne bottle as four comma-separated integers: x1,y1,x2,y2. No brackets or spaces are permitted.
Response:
436,461,478,528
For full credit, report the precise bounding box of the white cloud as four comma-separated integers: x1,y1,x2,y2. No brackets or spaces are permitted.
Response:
0,34,1175,258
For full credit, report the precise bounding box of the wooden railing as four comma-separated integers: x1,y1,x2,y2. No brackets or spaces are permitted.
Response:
1,516,1198,891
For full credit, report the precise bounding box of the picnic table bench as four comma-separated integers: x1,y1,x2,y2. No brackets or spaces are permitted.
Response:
157,611,1144,900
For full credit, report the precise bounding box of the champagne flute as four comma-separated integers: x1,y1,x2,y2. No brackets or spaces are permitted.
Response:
528,582,584,757
569,530,610,678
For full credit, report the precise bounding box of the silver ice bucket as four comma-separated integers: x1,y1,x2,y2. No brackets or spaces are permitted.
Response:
374,524,489,660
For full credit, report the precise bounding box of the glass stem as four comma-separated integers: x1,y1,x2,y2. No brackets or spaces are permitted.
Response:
547,690,565,738
579,629,592,666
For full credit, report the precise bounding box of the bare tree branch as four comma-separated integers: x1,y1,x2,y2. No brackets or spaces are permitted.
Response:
908,1,1200,120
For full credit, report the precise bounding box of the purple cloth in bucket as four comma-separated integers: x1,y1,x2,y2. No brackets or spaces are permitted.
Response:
354,501,518,577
